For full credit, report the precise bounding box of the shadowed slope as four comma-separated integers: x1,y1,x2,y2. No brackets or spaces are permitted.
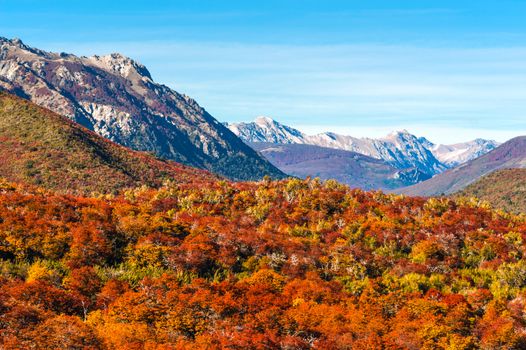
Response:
0,37,285,181
251,142,430,190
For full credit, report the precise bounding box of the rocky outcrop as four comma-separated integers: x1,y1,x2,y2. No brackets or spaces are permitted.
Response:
0,37,284,181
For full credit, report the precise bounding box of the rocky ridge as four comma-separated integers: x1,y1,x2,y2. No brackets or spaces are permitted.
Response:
0,37,284,181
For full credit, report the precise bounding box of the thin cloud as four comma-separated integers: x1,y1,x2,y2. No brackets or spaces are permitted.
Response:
22,40,526,143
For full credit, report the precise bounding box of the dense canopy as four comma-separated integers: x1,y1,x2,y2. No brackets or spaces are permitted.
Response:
1,176,526,349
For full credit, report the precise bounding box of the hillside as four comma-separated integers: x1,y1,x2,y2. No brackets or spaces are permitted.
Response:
0,92,215,194
457,168,526,214
0,37,284,181
251,142,430,190
1,176,526,348
398,136,526,196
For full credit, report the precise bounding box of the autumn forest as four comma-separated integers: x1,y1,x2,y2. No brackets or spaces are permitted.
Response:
1,176,526,349
2,3,526,348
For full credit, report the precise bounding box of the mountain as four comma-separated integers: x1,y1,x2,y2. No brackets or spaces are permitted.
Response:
227,118,444,175
456,168,526,214
251,142,431,190
428,138,500,167
227,117,498,177
398,136,526,196
0,91,216,194
227,116,306,144
0,37,284,181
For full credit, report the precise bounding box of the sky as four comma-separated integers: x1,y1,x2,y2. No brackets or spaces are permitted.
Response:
1,0,526,143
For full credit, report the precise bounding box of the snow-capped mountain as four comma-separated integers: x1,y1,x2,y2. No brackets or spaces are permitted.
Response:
429,139,500,167
227,116,306,144
304,130,447,175
227,117,499,175
399,136,526,196
0,37,284,181
250,142,432,191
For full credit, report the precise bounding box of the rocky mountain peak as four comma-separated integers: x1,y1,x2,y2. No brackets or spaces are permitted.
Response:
0,37,54,60
473,138,493,145
254,116,275,125
88,52,152,80
228,118,499,177
384,129,416,142
0,38,284,181
390,129,411,136
0,37,26,49
226,116,306,144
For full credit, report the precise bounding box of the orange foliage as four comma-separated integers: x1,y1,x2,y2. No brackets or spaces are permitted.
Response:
0,177,526,348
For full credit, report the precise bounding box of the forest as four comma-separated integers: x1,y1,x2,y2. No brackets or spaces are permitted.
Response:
1,176,526,349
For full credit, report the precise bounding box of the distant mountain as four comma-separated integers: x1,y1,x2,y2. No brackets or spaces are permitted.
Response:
227,117,498,177
251,142,431,190
456,168,526,214
429,138,500,167
0,37,284,181
398,136,526,196
228,118,445,176
228,116,306,144
0,91,216,194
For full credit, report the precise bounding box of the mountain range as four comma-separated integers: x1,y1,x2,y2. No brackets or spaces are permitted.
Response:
250,142,430,190
398,136,526,196
227,116,499,185
1,36,526,348
0,37,518,199
0,37,284,181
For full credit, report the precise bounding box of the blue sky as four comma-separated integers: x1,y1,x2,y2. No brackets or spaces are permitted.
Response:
1,0,526,143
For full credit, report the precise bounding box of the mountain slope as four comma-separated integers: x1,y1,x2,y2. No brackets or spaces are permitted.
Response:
0,91,216,194
429,138,500,167
456,168,526,214
398,136,526,196
227,116,306,144
227,118,444,175
251,142,430,190
0,37,284,181
227,117,498,177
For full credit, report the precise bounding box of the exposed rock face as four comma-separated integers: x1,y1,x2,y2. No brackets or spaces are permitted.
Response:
0,91,217,195
398,136,526,196
228,116,307,144
228,117,499,177
429,138,500,167
0,37,284,181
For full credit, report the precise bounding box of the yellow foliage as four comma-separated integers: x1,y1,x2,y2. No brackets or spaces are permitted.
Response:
410,239,444,264
246,269,286,291
26,260,59,283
